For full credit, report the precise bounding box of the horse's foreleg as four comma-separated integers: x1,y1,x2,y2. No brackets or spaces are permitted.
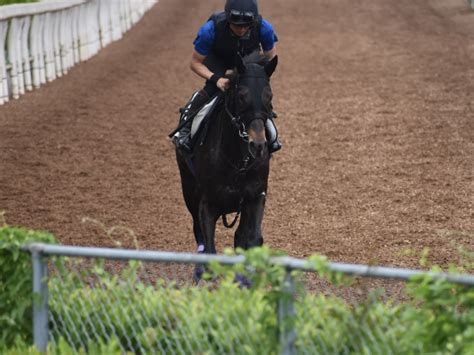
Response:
199,199,218,254
234,193,266,249
193,220,205,252
233,193,266,289
177,152,205,250
192,215,206,283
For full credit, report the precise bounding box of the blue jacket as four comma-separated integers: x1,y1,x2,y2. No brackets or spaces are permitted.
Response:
194,12,278,65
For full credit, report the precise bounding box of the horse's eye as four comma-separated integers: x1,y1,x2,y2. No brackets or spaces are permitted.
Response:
262,86,273,111
238,87,250,109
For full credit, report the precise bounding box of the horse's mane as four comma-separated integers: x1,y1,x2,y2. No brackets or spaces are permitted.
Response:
225,51,269,83
242,51,269,66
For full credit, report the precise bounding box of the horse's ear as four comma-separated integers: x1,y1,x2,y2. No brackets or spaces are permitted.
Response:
235,54,246,74
264,55,278,77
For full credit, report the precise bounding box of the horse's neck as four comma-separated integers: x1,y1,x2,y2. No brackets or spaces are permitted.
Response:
208,107,242,163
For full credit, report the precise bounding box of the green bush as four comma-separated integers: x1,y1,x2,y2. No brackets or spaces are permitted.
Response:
2,227,473,353
49,251,280,354
400,274,474,354
48,247,474,354
4,337,124,355
0,226,57,349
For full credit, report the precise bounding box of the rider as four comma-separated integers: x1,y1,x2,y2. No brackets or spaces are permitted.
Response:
173,0,282,154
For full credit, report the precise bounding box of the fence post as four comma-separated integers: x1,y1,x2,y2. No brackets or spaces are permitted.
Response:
278,268,296,355
32,249,49,353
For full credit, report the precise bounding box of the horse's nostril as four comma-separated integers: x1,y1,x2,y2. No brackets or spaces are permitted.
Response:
249,140,266,158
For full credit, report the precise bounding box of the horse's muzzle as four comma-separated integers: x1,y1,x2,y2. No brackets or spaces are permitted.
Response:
247,116,268,159
249,139,267,159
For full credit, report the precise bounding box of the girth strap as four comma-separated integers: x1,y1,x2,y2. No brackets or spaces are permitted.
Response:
221,155,250,229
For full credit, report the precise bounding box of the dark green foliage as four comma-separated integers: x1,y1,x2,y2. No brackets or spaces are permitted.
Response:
0,226,57,349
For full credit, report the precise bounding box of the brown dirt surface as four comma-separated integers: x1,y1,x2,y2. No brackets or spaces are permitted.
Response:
1,0,473,270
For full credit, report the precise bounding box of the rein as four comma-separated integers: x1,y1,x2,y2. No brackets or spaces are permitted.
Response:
220,77,267,229
221,89,249,228
221,155,249,228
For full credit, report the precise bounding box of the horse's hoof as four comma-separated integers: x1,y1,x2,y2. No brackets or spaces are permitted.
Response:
235,274,252,289
193,265,204,284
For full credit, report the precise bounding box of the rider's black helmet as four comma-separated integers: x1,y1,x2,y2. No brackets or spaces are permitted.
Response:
225,0,259,26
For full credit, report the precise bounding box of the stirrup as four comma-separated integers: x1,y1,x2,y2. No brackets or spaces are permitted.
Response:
178,138,193,153
173,130,193,153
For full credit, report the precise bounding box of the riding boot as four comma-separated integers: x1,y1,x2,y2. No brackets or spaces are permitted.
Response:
265,115,282,153
174,90,209,153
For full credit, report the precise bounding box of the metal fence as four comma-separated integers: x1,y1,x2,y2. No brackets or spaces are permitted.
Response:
24,243,474,354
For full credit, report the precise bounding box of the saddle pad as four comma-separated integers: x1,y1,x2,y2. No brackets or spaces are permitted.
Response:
190,96,219,138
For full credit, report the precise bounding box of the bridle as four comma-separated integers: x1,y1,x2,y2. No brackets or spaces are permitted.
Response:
223,71,273,150
224,92,249,144
220,69,272,228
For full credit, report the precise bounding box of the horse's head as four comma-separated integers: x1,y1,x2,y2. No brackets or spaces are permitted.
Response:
226,53,278,159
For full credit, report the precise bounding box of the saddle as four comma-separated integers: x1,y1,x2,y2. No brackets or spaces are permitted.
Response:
188,95,222,150
190,95,220,140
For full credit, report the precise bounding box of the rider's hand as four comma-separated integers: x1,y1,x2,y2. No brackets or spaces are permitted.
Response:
216,78,230,92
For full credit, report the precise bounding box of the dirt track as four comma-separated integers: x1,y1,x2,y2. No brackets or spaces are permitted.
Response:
0,0,472,269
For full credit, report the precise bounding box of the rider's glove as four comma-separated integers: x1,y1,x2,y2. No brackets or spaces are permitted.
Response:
209,74,222,85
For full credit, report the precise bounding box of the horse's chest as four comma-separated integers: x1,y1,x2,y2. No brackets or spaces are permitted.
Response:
207,180,241,200
204,174,265,205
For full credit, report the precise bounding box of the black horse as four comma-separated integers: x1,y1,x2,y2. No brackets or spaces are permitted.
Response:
175,52,278,277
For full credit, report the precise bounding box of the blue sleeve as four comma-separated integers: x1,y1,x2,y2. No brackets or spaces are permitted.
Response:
193,20,215,56
260,19,278,52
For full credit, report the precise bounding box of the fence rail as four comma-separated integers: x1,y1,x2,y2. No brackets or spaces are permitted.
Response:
26,242,474,285
23,243,474,354
0,0,157,105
